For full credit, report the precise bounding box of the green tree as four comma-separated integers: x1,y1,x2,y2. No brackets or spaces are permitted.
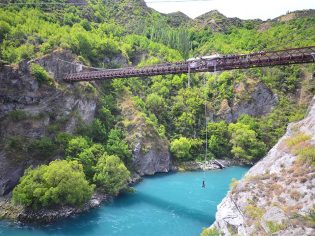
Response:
93,154,130,196
0,20,10,42
66,136,89,158
170,137,192,161
106,129,132,163
13,160,94,209
28,137,56,158
87,119,107,143
72,144,106,180
30,63,53,86
228,123,267,161
146,93,166,116
207,121,231,158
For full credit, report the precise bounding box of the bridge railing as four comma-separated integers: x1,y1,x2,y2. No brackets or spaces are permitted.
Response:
64,46,315,82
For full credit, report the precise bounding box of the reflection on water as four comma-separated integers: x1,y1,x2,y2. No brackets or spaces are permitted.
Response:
0,166,249,236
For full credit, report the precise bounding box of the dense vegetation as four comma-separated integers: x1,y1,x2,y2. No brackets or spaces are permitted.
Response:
13,160,94,209
2,1,314,208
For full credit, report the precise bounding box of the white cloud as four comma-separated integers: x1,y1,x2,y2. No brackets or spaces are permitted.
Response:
145,0,315,20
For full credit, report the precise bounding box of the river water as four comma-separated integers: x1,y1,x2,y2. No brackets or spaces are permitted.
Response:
0,166,248,236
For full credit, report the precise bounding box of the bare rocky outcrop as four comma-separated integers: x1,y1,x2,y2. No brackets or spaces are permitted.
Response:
213,79,278,123
119,92,171,176
0,50,98,196
210,96,315,235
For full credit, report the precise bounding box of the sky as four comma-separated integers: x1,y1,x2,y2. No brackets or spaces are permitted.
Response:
145,0,315,20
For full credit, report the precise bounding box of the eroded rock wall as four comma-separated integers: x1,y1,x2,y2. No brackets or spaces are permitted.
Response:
0,50,97,196
211,96,315,235
119,92,171,176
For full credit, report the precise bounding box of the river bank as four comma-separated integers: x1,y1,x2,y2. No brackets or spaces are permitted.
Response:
0,160,248,224
172,159,251,172
0,167,249,236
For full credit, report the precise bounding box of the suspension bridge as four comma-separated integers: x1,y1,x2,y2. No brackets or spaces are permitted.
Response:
64,46,315,82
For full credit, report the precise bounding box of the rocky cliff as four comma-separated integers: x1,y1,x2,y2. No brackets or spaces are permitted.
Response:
0,50,98,196
212,78,278,123
119,92,171,176
0,48,172,198
210,96,315,235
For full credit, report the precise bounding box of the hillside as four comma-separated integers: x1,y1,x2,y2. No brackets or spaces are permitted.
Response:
0,0,314,225
207,96,315,235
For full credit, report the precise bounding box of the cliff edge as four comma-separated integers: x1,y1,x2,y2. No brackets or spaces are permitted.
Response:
210,96,315,235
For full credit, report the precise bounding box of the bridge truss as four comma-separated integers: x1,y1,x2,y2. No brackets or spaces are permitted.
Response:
64,46,315,82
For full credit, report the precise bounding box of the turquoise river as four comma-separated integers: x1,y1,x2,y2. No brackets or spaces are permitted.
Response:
0,166,249,236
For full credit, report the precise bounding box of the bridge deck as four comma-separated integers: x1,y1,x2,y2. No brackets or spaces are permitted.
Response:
64,46,315,82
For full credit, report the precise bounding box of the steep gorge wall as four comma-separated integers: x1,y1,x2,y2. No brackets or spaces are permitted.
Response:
119,92,171,176
0,50,97,196
0,50,173,197
211,96,315,235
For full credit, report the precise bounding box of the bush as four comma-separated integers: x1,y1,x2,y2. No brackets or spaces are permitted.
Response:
208,121,231,158
77,119,107,143
13,160,94,209
266,221,285,233
245,205,265,220
296,146,315,165
93,154,130,196
228,123,267,161
200,227,220,236
30,63,53,86
55,132,73,150
0,20,10,42
66,136,89,158
28,137,56,158
285,133,311,148
146,93,166,115
106,129,132,163
72,144,106,180
170,137,192,161
66,137,107,180
285,132,315,165
8,110,28,121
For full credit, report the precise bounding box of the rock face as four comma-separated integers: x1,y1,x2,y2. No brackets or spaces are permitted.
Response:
172,159,244,171
211,96,315,235
214,79,278,123
0,50,97,196
119,92,171,176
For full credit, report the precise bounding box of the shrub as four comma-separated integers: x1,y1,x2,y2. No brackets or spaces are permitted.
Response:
0,20,10,42
170,137,192,161
71,144,106,180
13,160,94,209
28,137,56,158
200,227,220,236
146,93,166,115
106,129,132,163
266,221,285,233
93,154,130,196
228,123,266,161
66,137,106,180
296,146,315,165
77,119,107,143
208,121,231,158
30,63,53,86
8,110,28,121
5,136,29,153
55,132,73,150
230,178,239,190
66,136,89,158
245,205,265,220
285,132,315,165
285,133,311,148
